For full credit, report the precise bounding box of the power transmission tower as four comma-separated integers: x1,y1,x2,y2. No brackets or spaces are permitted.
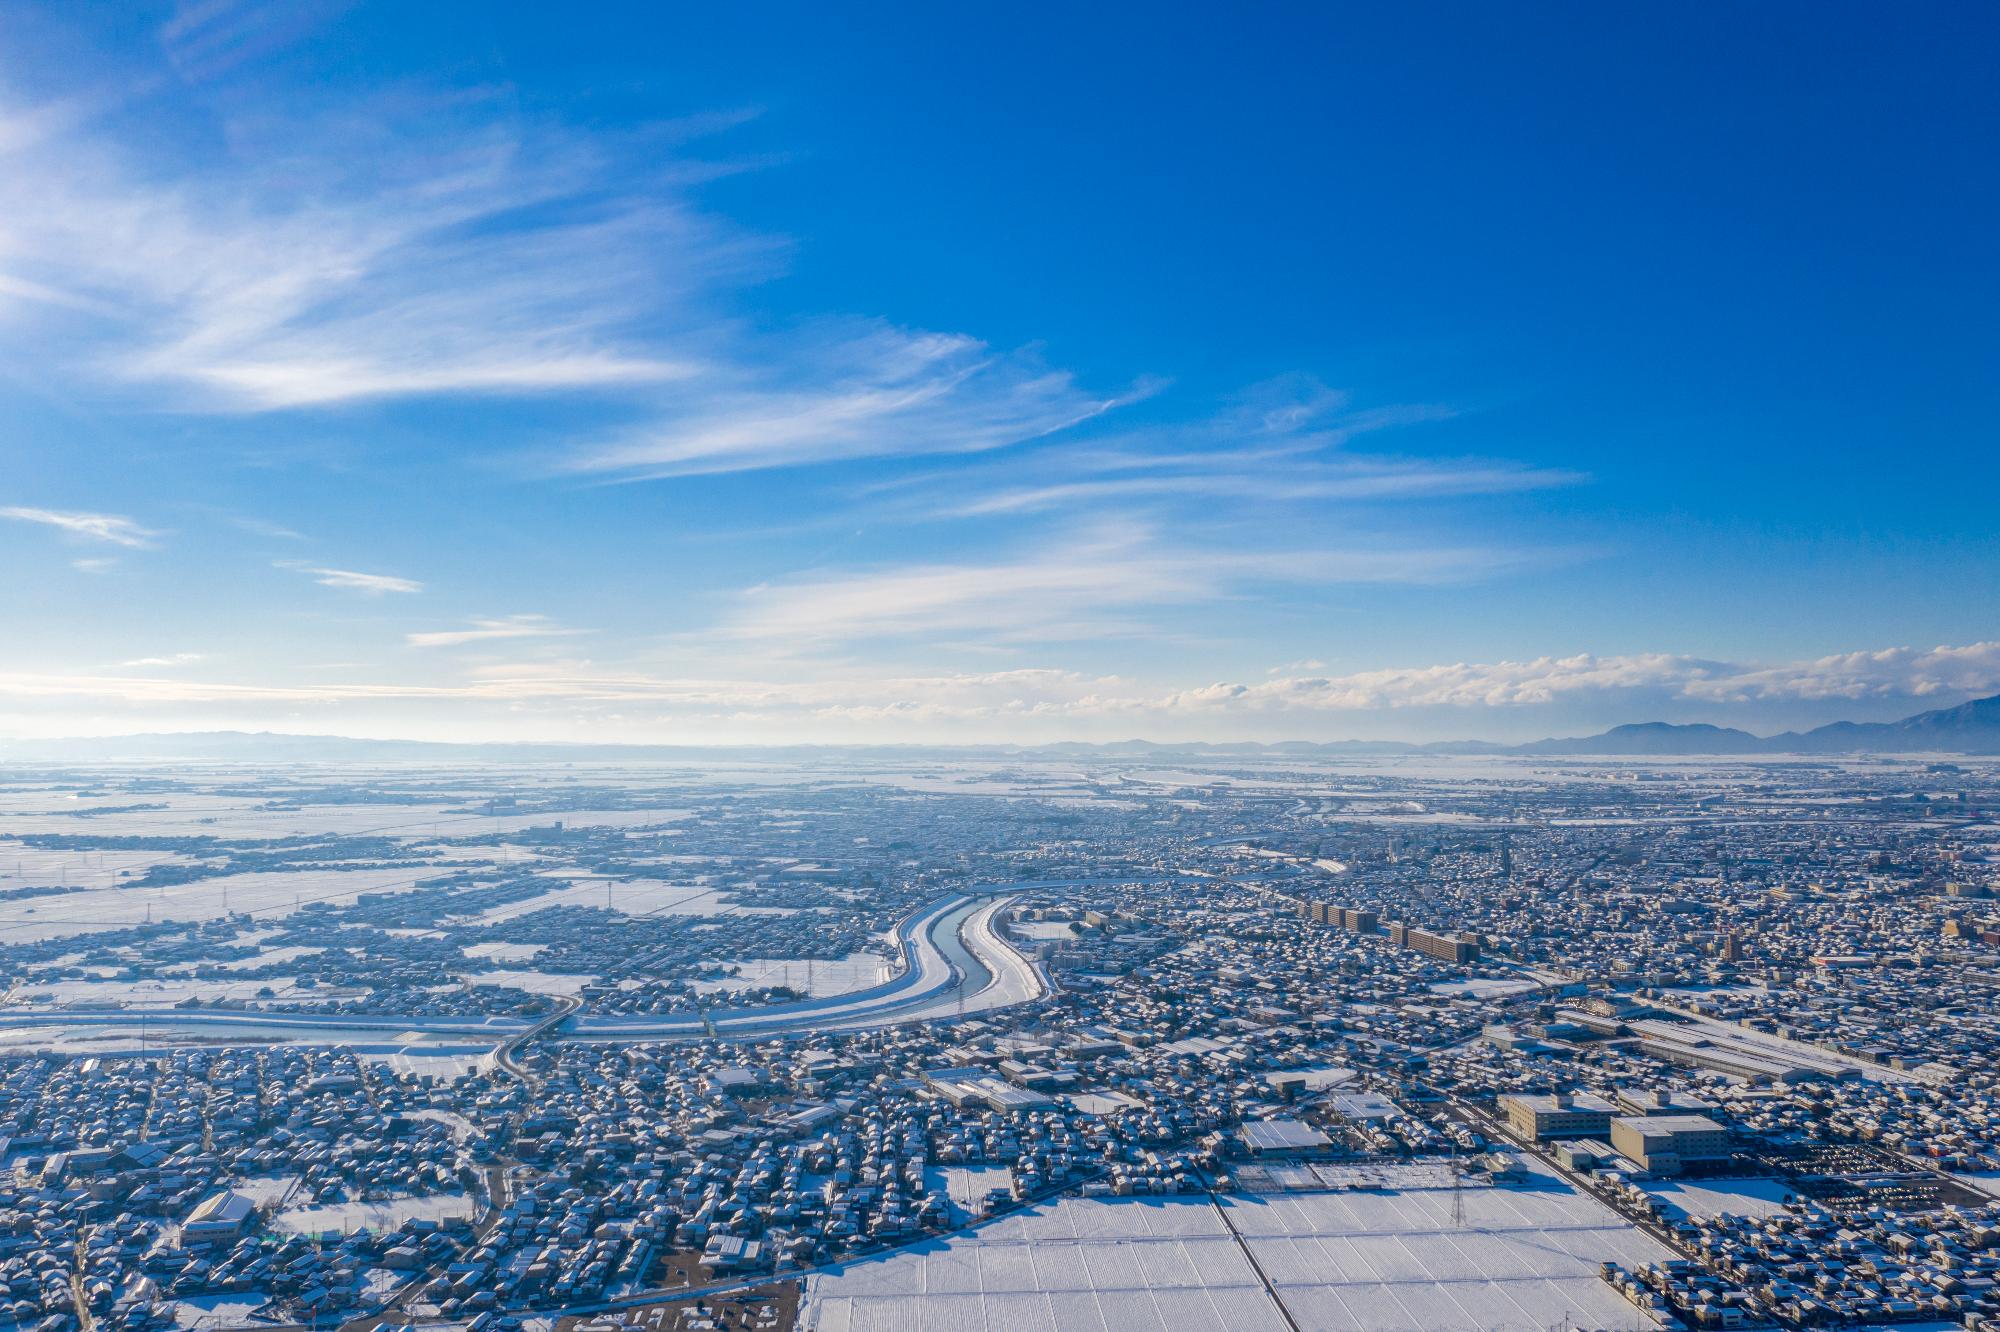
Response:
1449,1141,1466,1227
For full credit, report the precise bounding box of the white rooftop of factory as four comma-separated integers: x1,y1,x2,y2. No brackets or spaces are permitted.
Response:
1327,1090,1400,1121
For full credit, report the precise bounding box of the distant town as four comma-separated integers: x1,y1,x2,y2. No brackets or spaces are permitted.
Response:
1,751,1997,1332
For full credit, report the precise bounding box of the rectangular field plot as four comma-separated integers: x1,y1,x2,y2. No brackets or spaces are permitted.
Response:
801,1196,1290,1332
1225,1178,1669,1332
802,1180,1669,1332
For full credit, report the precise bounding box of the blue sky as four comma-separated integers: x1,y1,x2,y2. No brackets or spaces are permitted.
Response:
1,0,1996,744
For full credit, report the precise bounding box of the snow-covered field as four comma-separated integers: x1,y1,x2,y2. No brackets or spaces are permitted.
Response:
0,865,438,942
1642,1176,1795,1220
801,1194,1288,1332
690,952,892,998
1429,976,1544,999
462,940,546,962
464,968,599,996
353,1046,493,1081
1955,1172,2000,1199
270,1192,475,1236
167,1292,272,1329
925,1165,1016,1222
0,839,201,890
801,1171,1669,1332
466,875,797,924
0,794,476,839
1226,1178,1667,1330
6,975,342,1007
228,1175,304,1210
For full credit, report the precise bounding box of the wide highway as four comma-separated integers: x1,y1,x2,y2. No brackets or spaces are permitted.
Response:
0,890,1045,1047
567,890,1042,1039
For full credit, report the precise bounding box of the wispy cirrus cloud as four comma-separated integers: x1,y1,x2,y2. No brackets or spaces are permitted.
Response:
0,47,1573,514
407,615,587,648
873,376,1579,520
561,323,1136,480
157,0,357,87
230,516,307,540
713,522,1529,647
117,652,204,667
946,457,1578,517
0,68,738,410
0,71,1126,476
0,505,159,547
289,565,423,595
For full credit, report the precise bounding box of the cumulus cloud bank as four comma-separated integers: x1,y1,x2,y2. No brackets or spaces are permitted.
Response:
9,641,1997,741
1169,643,2000,713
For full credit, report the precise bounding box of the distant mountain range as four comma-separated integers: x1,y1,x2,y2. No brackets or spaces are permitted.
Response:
4,693,2000,762
1514,693,2000,756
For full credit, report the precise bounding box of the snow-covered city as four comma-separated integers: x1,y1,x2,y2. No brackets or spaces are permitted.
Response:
3,752,1999,1331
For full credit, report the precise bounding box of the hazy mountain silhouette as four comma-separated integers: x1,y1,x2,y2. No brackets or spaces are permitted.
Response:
5,693,1999,761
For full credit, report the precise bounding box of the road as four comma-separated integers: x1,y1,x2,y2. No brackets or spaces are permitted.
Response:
570,890,1044,1039
492,993,579,1082
0,892,1045,1047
